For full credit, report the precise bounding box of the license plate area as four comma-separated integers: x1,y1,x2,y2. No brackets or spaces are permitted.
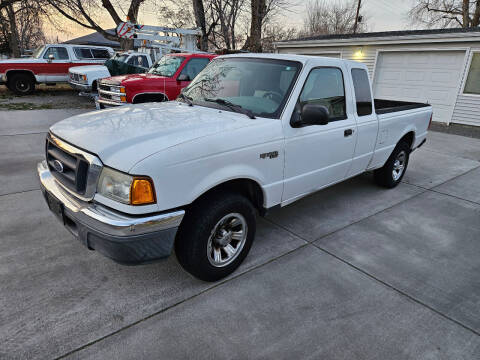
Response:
45,191,64,222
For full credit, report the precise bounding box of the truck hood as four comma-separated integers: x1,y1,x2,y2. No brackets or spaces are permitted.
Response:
50,101,261,172
69,65,108,74
106,73,167,85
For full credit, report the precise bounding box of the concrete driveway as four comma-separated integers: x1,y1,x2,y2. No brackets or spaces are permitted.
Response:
1,109,480,359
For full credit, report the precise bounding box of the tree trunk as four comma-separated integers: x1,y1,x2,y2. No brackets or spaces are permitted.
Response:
462,0,470,27
246,0,266,52
192,0,208,51
6,4,20,57
472,1,480,27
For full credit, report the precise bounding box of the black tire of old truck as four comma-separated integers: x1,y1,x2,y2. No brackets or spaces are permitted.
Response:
374,141,410,188
9,73,35,95
175,193,256,282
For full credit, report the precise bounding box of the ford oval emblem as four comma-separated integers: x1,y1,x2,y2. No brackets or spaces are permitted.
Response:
53,160,64,173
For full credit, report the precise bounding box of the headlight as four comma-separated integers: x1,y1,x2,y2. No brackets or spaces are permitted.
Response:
97,167,155,205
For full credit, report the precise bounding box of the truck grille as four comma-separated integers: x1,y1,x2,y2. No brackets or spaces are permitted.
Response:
99,83,111,92
70,72,81,82
46,138,89,195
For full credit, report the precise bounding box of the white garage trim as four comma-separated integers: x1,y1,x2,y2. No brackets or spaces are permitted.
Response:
372,48,469,125
460,49,480,98
297,51,342,58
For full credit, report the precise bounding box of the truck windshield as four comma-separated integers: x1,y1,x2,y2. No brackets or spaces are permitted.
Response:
32,46,45,59
149,56,185,77
182,57,302,119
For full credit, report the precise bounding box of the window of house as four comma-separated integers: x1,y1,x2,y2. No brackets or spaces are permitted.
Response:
464,52,480,95
43,47,69,60
351,68,373,116
299,67,346,121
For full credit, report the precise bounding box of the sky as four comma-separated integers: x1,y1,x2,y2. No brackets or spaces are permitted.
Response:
46,0,419,42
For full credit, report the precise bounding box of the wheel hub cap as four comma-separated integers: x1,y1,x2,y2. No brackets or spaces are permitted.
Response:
207,213,248,267
392,151,406,181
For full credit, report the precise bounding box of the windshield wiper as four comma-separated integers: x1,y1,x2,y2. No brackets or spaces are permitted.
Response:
178,93,194,106
204,98,255,119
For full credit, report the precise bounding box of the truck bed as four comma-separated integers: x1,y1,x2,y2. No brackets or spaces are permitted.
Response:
374,99,430,115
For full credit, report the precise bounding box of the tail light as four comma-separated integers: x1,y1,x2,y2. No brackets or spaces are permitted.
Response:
428,113,433,129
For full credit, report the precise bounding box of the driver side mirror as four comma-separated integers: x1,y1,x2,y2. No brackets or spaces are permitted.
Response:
177,73,190,81
290,103,330,128
48,54,55,62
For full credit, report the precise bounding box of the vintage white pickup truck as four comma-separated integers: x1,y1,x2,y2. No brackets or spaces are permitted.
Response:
38,54,432,281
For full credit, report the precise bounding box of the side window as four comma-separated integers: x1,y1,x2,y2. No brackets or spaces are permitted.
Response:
91,49,111,59
44,47,69,60
138,55,149,68
74,48,93,59
351,68,373,116
180,58,211,80
126,56,136,65
299,67,346,120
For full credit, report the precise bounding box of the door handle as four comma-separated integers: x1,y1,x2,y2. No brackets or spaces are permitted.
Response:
344,129,354,137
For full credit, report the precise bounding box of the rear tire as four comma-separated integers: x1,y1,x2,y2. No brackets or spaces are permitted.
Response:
9,73,35,95
175,192,256,282
374,141,410,188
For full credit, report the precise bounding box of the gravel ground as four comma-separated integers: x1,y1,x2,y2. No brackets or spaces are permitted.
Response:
0,84,96,110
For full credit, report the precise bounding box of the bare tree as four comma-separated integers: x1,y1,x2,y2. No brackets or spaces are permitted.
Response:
301,0,366,37
410,0,480,28
45,0,149,49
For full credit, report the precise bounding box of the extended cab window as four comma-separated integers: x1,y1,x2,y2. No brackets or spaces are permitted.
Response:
351,68,373,116
74,48,93,59
128,55,149,68
91,49,111,59
299,67,346,121
43,47,69,60
180,58,211,81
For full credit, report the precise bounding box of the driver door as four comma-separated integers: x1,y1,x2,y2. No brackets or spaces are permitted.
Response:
282,65,357,204
42,46,71,83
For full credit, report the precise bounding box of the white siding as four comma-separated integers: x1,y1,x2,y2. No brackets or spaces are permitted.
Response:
451,95,480,126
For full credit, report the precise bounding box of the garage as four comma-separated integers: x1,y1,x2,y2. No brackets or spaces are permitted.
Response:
275,27,480,126
373,51,466,124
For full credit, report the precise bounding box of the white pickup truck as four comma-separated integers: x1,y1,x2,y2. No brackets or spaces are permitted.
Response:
38,54,432,281
68,51,153,92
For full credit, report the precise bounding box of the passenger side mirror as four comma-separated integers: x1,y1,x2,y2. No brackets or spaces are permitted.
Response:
291,103,330,128
48,54,55,62
177,73,190,81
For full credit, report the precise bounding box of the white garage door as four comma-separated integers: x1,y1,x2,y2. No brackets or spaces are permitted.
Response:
373,51,466,124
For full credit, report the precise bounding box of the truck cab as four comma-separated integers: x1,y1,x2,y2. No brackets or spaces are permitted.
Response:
97,53,216,107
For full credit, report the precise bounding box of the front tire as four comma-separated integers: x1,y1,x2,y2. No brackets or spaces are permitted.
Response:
374,141,410,188
9,73,35,95
175,193,256,282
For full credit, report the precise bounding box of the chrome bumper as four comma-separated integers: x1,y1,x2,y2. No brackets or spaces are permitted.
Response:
97,98,125,107
68,80,91,92
37,160,184,264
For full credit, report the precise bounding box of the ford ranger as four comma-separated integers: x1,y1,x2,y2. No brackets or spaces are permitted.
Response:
37,54,432,281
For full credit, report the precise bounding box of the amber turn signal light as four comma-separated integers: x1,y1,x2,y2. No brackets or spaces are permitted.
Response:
130,178,156,205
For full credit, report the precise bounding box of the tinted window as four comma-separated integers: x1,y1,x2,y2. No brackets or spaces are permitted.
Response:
351,68,373,116
299,67,346,120
91,49,111,59
74,48,93,59
128,55,149,68
180,58,211,80
43,47,69,60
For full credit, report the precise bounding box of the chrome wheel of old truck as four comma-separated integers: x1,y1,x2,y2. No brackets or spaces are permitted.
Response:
207,213,248,267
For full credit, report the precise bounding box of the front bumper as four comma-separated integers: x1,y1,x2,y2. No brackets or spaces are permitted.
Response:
97,98,125,107
69,80,91,92
37,160,185,265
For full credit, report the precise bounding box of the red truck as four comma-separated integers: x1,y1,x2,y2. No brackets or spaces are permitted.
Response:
97,52,216,107
0,44,114,95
